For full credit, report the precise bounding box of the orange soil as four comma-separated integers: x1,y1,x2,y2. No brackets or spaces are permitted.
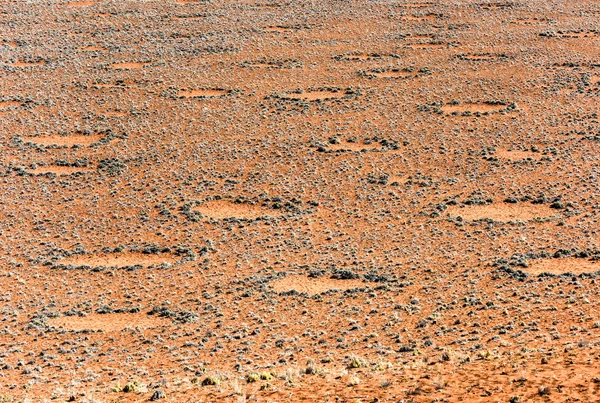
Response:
270,275,365,295
48,312,169,332
57,252,179,268
193,200,281,219
525,258,600,275
446,203,559,222
2,0,600,402
21,134,102,146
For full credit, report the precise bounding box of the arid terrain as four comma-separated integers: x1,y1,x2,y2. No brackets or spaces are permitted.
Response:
1,0,600,402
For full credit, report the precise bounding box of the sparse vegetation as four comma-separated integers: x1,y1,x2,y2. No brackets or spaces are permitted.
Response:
2,0,599,402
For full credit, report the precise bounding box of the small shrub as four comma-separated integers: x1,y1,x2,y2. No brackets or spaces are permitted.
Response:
348,354,368,369
380,379,392,388
246,373,260,383
202,376,221,386
259,372,273,380
305,359,323,375
122,381,139,393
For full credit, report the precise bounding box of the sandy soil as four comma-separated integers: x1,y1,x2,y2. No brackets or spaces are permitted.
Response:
27,165,94,175
525,257,600,275
446,203,559,222
56,252,180,268
441,102,509,114
177,89,230,98
496,148,540,161
108,62,147,70
283,90,346,101
1,0,600,402
20,134,103,147
48,312,169,332
270,275,365,295
193,200,283,219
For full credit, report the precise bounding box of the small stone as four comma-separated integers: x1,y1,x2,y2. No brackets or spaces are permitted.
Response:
150,390,166,401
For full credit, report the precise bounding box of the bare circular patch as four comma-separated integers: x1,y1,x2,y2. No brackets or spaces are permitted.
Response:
48,313,168,332
0,100,23,110
100,110,128,117
439,101,516,115
108,62,146,70
28,166,93,175
372,70,414,78
270,275,364,295
442,103,504,114
56,252,179,269
21,134,103,147
446,203,558,222
11,60,45,67
327,141,382,152
82,45,106,51
244,61,278,68
334,52,394,61
496,149,539,161
457,53,508,62
403,13,438,21
397,2,434,8
178,89,230,98
264,26,300,32
64,1,97,6
194,200,281,220
283,90,345,101
525,258,600,276
405,42,450,49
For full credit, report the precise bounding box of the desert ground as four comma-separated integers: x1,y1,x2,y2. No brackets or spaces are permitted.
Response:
1,0,600,401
